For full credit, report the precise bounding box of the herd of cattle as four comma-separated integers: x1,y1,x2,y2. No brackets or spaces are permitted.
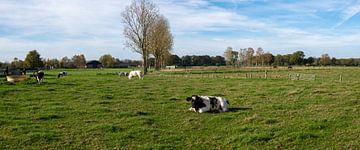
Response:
2,69,229,113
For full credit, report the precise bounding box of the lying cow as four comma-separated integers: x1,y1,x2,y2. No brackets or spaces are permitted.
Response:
58,71,67,78
128,70,143,80
34,70,44,84
186,95,230,113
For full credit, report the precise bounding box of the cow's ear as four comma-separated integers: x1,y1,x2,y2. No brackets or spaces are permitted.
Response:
186,97,192,101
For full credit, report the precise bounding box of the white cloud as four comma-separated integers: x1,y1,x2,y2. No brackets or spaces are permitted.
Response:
1,0,360,62
335,0,360,27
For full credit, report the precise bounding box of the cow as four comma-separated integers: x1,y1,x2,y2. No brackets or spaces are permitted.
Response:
186,95,230,113
34,70,44,84
58,71,67,78
118,72,129,77
128,70,143,80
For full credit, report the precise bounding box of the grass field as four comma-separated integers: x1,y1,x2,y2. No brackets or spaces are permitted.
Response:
1,67,360,149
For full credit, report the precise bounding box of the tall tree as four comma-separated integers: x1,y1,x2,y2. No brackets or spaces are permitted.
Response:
122,0,159,75
255,47,264,66
149,15,173,70
239,48,247,67
290,51,305,65
60,56,72,68
24,50,44,68
246,47,254,66
72,54,86,68
224,47,238,66
11,57,24,68
99,54,116,68
320,53,331,66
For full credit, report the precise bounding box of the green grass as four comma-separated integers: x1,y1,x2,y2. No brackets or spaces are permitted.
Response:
0,67,360,149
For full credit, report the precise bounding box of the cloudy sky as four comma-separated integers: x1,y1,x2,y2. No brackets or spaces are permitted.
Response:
1,0,360,62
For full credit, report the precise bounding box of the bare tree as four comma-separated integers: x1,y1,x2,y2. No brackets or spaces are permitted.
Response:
256,47,264,66
239,48,247,67
122,0,159,74
246,47,254,67
149,15,173,71
320,53,331,66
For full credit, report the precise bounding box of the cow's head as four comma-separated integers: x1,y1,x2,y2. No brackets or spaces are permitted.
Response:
186,95,206,112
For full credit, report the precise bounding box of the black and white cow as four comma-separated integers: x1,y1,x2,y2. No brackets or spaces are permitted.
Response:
186,95,230,113
118,72,129,77
58,71,67,78
34,70,44,84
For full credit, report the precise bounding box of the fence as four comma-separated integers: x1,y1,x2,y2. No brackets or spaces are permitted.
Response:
288,73,316,81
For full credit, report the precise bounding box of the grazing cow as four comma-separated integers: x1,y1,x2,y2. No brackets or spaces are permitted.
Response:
58,71,67,78
128,70,143,80
186,95,230,113
34,70,44,84
118,72,129,77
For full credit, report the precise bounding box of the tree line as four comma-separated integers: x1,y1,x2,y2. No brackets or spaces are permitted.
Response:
0,50,142,69
222,47,360,67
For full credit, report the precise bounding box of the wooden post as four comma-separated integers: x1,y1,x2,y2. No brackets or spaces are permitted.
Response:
265,70,268,79
339,75,342,83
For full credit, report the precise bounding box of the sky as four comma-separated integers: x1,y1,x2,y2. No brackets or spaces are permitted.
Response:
1,0,360,62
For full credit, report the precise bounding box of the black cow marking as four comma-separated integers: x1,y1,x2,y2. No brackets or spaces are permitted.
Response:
187,95,206,111
209,97,218,109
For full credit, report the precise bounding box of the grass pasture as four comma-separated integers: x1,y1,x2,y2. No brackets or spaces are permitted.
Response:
0,67,360,149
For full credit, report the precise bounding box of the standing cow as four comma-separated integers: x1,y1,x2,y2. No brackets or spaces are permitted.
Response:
34,70,44,84
128,70,143,80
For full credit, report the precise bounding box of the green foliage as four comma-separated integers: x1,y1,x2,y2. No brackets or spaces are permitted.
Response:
24,50,44,68
0,68,359,149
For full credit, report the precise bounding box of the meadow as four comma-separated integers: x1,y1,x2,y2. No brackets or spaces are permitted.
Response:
0,67,360,149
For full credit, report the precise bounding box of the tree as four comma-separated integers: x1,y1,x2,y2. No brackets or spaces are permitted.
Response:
72,54,86,68
99,54,116,68
60,56,72,68
224,47,238,66
320,53,331,66
24,50,44,68
149,15,173,70
274,54,283,66
122,0,160,75
305,57,315,66
11,57,24,68
238,48,247,67
290,51,305,65
255,47,264,66
246,47,254,66
167,55,181,66
44,58,59,69
331,57,337,66
262,52,274,66
182,55,192,66
211,56,226,66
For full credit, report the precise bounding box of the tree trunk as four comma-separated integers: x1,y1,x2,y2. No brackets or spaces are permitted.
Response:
143,54,148,75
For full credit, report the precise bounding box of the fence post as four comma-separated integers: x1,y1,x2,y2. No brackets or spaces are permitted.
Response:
339,75,342,83
265,70,268,79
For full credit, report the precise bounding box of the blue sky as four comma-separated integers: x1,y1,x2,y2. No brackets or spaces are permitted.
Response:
1,0,360,62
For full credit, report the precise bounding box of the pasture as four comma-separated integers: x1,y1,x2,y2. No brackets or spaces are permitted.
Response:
0,67,360,149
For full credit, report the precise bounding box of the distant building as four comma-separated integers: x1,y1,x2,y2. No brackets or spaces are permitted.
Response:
86,60,102,68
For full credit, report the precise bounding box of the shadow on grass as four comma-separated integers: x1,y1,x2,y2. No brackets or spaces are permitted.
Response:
228,107,252,112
